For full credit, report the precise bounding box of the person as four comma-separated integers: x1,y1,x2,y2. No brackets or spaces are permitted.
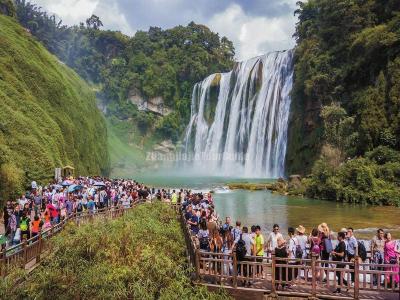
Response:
198,219,209,251
242,227,254,257
288,227,297,260
287,227,300,283
209,229,223,273
371,229,385,286
222,217,231,232
222,230,233,276
31,215,43,239
318,223,332,282
384,232,399,286
309,228,321,280
240,227,254,286
267,224,283,253
231,221,242,245
275,236,288,290
171,190,177,204
346,227,357,284
20,213,31,240
87,196,96,213
296,225,308,259
188,208,200,234
331,231,348,293
254,225,265,278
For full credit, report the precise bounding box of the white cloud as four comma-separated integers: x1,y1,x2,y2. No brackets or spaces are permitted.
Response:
93,1,134,35
33,0,134,35
33,0,99,25
208,4,296,60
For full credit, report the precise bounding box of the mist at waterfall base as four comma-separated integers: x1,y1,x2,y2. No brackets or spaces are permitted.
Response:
182,50,294,179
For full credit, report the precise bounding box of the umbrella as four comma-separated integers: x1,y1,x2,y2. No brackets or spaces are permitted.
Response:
94,181,106,187
68,184,83,193
61,180,72,187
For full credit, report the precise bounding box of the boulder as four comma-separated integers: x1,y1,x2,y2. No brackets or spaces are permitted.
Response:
289,174,302,189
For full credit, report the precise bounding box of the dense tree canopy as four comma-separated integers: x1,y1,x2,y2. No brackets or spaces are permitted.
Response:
288,0,400,205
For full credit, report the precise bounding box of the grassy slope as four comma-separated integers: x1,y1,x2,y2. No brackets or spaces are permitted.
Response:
0,15,109,198
2,203,229,299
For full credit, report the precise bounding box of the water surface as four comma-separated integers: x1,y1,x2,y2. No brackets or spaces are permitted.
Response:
135,175,400,239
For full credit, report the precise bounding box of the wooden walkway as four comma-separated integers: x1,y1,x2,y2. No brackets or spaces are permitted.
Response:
173,205,400,300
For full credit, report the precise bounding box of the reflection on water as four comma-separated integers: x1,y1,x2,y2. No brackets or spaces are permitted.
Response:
213,190,400,239
134,175,400,239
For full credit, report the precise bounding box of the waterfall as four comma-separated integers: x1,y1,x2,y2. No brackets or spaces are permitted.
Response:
183,50,294,178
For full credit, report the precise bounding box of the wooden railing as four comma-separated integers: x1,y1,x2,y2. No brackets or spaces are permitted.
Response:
174,206,400,299
0,205,132,277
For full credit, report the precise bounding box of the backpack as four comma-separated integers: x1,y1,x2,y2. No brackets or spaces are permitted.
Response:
311,237,320,255
236,235,247,261
77,202,83,212
295,244,303,259
20,219,29,231
199,237,209,251
324,237,333,253
358,241,367,262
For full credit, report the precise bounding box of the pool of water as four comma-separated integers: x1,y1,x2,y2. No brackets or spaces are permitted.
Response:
135,174,400,239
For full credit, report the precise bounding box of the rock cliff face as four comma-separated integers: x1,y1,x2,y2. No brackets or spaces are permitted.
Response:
128,88,172,116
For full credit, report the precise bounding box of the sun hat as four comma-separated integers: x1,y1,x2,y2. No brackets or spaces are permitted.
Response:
340,228,347,233
296,225,306,234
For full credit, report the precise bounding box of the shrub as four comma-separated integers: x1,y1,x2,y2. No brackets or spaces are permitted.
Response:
11,203,229,300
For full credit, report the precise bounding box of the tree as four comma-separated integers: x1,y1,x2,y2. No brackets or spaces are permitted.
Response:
86,14,103,30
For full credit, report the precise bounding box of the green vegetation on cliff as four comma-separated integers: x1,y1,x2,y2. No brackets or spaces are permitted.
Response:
288,0,400,173
0,14,109,201
288,0,400,205
1,203,228,300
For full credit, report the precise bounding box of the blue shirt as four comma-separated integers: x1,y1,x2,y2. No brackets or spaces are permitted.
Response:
347,236,357,256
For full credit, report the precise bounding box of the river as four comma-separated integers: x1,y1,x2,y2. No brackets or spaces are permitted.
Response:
135,174,400,239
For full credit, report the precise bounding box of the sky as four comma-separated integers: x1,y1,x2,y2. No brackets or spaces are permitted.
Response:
32,0,298,61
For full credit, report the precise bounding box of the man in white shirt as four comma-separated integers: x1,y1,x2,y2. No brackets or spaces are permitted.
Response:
296,225,308,259
266,224,283,253
241,227,255,256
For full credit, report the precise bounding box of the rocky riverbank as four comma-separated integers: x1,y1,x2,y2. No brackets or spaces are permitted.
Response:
227,175,306,196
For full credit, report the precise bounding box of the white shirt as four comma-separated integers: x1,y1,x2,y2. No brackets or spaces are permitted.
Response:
296,234,308,258
242,233,255,256
267,232,283,251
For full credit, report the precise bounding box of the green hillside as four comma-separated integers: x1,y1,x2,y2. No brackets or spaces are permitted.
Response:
0,14,109,200
286,0,400,205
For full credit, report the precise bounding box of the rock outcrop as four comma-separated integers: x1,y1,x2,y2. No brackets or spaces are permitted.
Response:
128,88,172,116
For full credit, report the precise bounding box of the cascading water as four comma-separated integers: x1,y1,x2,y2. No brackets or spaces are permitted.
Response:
183,50,294,178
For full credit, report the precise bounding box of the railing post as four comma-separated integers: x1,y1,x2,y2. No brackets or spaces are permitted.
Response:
232,249,238,288
0,249,6,277
36,233,42,263
270,251,277,298
22,240,27,269
354,256,360,299
311,253,317,299
195,248,200,282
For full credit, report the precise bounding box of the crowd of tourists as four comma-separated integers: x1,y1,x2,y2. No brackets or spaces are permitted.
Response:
1,177,159,249
1,177,399,293
179,193,400,292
